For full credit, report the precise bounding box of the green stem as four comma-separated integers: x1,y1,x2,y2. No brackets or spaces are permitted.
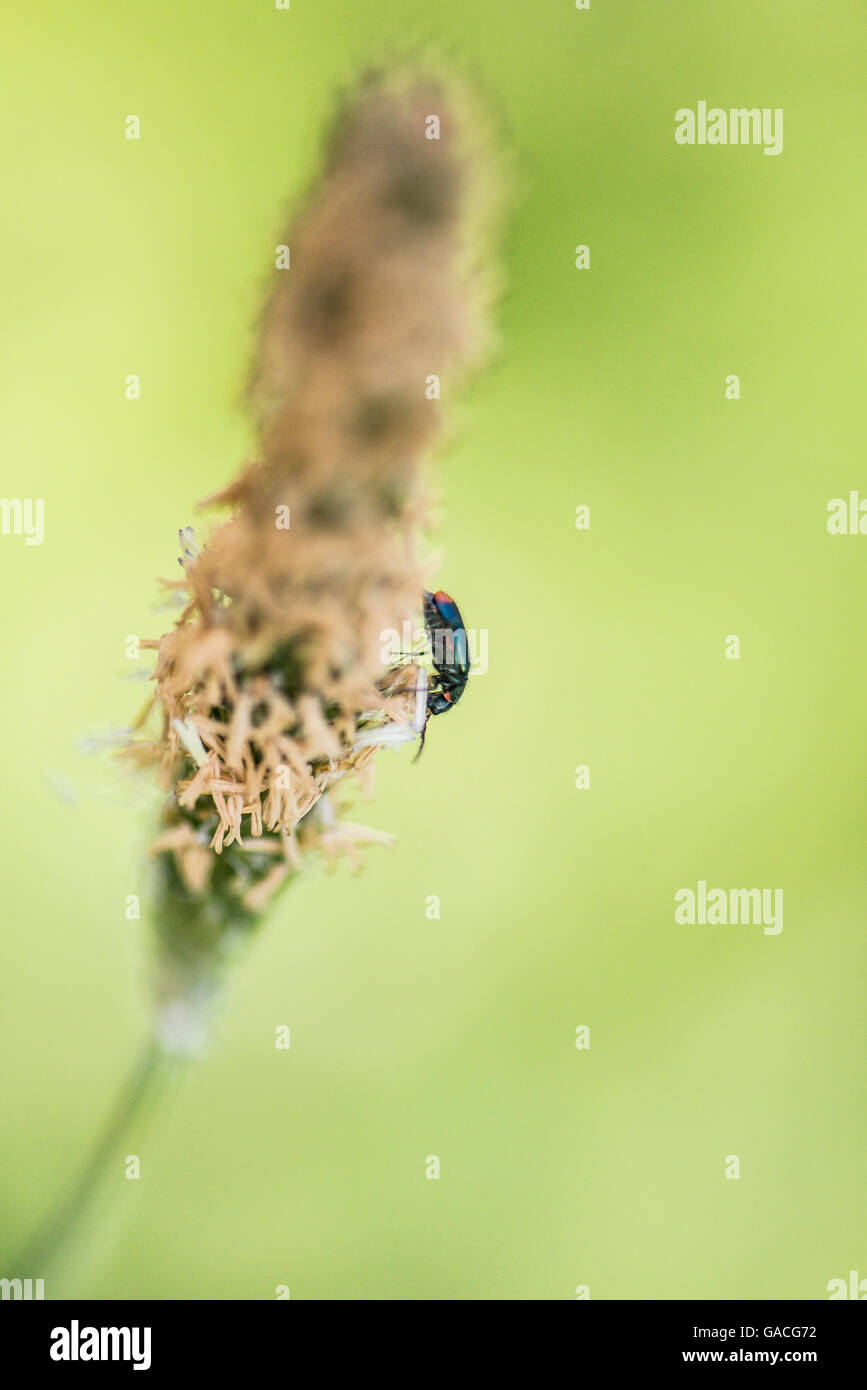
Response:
11,1039,179,1281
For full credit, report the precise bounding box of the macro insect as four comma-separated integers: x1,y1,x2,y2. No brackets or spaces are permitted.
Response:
354,588,470,760
417,589,470,756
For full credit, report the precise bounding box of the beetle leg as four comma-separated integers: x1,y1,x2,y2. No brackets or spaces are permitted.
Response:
411,710,430,763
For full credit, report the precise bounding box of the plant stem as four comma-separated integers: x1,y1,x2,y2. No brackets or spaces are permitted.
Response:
11,1038,179,1282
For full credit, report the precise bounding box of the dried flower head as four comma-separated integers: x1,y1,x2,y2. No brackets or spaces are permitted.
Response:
126,72,495,1046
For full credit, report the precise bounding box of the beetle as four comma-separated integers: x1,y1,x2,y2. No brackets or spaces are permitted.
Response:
414,589,470,758
355,588,470,760
423,590,469,711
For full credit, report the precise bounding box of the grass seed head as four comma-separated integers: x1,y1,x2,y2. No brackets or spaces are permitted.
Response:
126,71,496,1037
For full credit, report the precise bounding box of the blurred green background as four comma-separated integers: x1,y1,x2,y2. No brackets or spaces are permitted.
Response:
1,0,864,1300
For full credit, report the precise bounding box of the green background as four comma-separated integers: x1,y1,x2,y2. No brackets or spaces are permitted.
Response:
1,0,864,1300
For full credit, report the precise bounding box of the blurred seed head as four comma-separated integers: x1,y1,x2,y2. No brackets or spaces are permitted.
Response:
125,70,500,1037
